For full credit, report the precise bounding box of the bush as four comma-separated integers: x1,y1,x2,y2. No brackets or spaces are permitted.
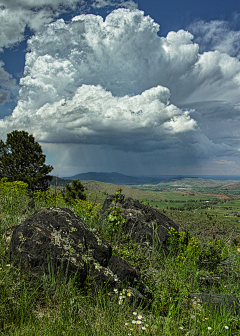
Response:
60,179,86,206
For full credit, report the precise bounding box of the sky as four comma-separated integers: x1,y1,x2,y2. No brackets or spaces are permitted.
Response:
1,0,240,178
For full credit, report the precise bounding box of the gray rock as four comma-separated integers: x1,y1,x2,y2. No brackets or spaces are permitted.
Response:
9,207,152,308
189,293,240,315
10,207,112,287
102,195,186,251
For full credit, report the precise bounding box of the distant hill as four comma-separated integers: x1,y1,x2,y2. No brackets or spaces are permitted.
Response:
58,172,162,185
220,182,240,190
48,177,73,188
47,173,240,189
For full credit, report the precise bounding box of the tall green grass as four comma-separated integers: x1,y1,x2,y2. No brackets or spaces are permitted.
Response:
0,178,240,335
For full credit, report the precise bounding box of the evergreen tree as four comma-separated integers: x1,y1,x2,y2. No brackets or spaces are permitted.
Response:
60,179,86,205
0,130,54,193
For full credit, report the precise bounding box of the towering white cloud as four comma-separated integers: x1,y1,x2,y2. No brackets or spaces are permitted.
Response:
0,9,199,149
1,8,240,175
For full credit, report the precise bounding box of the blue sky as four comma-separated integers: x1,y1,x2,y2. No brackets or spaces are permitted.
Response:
1,0,240,177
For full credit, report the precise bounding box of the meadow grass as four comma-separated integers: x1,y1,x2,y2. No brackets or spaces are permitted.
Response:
0,179,240,335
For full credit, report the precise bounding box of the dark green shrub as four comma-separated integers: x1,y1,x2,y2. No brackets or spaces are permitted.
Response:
60,179,86,205
196,239,228,272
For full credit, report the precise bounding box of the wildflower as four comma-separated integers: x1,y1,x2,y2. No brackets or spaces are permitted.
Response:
113,289,118,293
127,293,131,297
132,320,136,324
125,323,129,326
114,278,118,281
179,327,184,330
191,315,195,318
208,327,212,330
145,324,149,327
136,321,142,325
225,326,229,329
6,264,10,267
142,326,146,330
133,312,137,315
138,315,143,320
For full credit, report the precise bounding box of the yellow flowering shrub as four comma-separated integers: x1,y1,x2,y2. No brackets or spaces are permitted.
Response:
168,226,201,267
71,199,101,222
0,177,29,196
0,177,29,213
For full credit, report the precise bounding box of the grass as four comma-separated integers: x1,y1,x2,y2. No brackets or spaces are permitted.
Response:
0,180,240,335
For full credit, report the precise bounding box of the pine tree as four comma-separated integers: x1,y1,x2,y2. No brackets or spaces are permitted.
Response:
60,179,86,205
0,130,54,193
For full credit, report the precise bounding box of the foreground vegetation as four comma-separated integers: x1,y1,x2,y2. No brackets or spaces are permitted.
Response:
53,178,240,244
0,178,240,335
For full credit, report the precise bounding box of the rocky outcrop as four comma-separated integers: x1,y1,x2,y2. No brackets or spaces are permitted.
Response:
10,207,111,285
102,195,185,251
9,207,152,308
189,293,240,315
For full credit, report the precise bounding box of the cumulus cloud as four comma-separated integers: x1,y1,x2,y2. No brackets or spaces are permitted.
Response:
1,84,197,150
188,19,240,59
1,8,240,175
0,6,58,50
0,89,9,104
0,0,82,9
0,0,135,50
0,8,26,50
0,61,17,104
181,101,240,148
0,0,137,10
0,10,200,149
91,0,137,10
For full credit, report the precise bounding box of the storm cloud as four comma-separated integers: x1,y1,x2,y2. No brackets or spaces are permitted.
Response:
1,8,240,175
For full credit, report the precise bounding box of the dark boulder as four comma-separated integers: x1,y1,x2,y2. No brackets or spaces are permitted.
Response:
9,207,152,307
10,207,113,287
102,195,184,251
